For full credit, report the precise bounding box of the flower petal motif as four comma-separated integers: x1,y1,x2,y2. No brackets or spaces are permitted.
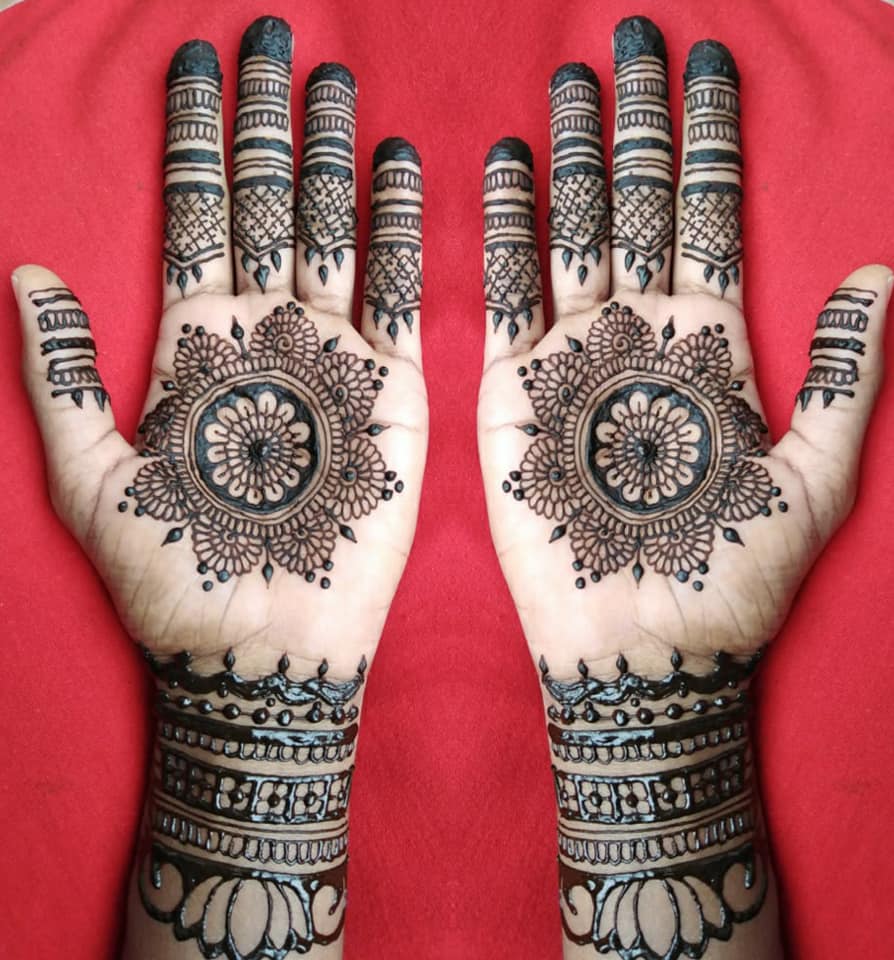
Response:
715,459,773,523
569,513,636,575
586,304,656,365
138,395,179,451
519,435,583,521
331,435,386,520
318,353,375,431
250,303,320,362
133,458,190,522
173,332,240,387
642,520,715,575
192,519,264,576
727,395,769,455
528,352,590,433
204,390,313,507
268,512,337,575
669,329,732,393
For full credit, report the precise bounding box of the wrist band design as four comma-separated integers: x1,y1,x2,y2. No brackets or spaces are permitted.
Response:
506,302,785,590
541,649,767,960
122,303,402,590
139,649,365,960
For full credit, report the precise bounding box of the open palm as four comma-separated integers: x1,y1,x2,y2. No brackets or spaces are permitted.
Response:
478,21,889,676
16,18,427,674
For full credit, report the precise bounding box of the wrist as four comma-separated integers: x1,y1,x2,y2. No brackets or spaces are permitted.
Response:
539,649,772,958
135,648,366,957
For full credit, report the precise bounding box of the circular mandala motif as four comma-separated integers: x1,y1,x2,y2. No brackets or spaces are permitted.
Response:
126,303,400,588
587,382,713,515
193,381,320,515
509,304,783,588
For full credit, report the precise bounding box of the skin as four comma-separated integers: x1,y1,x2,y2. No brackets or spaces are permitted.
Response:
477,16,890,960
13,17,426,960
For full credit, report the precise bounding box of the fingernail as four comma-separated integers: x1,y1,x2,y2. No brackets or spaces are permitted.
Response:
10,271,19,293
167,39,222,85
550,62,599,93
373,137,421,167
307,62,356,92
614,16,666,65
685,39,739,86
240,16,293,64
485,137,533,168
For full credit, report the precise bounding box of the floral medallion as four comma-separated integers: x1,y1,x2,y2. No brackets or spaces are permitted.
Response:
123,303,401,589
506,302,783,590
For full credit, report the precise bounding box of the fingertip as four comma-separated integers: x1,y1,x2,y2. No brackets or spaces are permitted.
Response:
485,137,533,168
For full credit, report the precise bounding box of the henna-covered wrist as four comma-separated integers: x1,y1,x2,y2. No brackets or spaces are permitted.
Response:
540,648,767,960
137,648,366,960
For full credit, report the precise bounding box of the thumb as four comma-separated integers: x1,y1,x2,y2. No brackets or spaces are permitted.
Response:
774,263,892,535
13,265,132,537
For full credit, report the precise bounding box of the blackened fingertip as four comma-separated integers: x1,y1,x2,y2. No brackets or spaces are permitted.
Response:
485,137,533,168
307,62,356,93
613,16,667,65
550,62,600,93
167,40,222,86
684,39,739,86
373,137,421,167
239,16,292,65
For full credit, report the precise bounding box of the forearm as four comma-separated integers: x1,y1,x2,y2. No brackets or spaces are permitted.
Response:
540,649,782,960
123,649,366,960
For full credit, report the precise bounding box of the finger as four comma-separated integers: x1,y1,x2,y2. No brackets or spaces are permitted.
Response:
232,16,295,294
361,139,423,365
483,138,544,366
610,16,673,295
295,63,358,316
548,63,610,318
162,41,232,306
674,40,743,305
13,265,133,535
774,265,892,528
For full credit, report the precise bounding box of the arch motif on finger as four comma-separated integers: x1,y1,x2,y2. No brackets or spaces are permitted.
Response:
364,138,423,343
611,17,673,292
29,286,108,409
123,303,402,590
483,138,541,344
797,286,876,409
296,63,358,286
506,304,785,589
679,41,743,295
548,64,609,285
232,18,295,292
163,41,227,295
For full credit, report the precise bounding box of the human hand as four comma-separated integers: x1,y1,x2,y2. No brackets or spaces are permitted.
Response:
478,18,890,678
14,17,427,678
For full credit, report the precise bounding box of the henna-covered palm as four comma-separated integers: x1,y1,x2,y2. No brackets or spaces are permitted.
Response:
479,17,890,678
15,17,427,679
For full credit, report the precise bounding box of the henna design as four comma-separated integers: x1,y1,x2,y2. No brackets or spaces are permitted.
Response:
365,138,423,342
140,650,364,959
506,304,782,589
483,138,541,344
124,303,401,589
679,41,742,294
164,41,227,295
549,64,609,285
798,286,877,409
611,17,673,292
29,287,107,409
542,650,767,959
297,63,357,286
233,18,294,291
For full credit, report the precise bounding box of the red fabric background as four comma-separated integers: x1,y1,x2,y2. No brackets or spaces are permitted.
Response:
1,0,892,957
